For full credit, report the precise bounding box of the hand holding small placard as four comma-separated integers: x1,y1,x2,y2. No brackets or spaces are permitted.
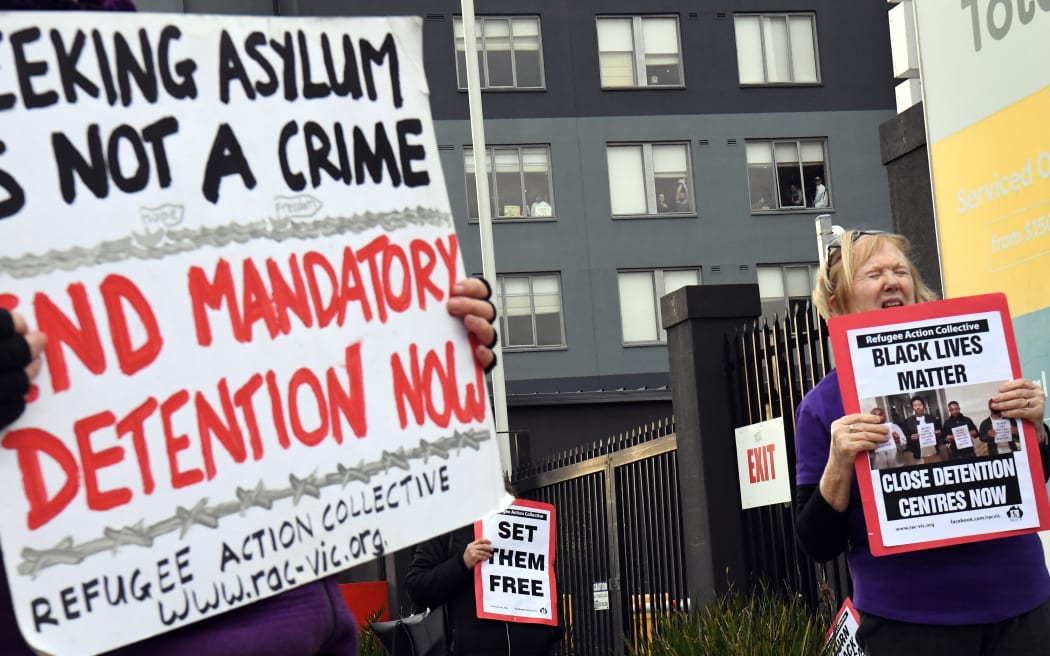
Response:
474,499,558,626
952,425,973,450
917,422,937,449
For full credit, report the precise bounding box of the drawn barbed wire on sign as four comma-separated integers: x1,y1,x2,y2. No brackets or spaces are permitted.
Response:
17,427,490,577
0,207,452,279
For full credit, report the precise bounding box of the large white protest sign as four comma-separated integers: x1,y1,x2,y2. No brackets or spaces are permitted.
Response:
830,294,1050,556
0,12,510,655
474,499,558,626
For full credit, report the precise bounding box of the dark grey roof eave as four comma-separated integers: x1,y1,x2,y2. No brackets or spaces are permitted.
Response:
506,387,672,406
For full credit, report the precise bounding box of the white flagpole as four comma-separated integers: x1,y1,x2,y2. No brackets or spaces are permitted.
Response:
460,0,511,476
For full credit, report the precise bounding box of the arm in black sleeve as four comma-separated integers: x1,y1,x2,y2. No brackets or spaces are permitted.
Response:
978,419,993,445
794,483,850,563
405,531,471,609
0,309,31,432
1041,423,1050,483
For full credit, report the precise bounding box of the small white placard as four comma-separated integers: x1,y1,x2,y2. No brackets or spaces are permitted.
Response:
952,424,973,450
593,582,609,611
918,421,937,448
735,417,791,510
993,418,1012,443
825,598,864,656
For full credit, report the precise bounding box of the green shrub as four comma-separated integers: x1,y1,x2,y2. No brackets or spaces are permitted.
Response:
359,608,386,656
630,586,833,656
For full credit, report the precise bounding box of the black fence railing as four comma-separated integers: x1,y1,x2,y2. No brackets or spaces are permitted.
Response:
725,303,851,615
504,295,851,654
513,420,682,656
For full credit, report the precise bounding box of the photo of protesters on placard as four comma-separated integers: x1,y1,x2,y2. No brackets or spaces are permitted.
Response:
865,405,909,470
862,379,1018,471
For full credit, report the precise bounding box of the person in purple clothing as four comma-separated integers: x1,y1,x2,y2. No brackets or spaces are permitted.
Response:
0,0,135,10
794,229,1050,655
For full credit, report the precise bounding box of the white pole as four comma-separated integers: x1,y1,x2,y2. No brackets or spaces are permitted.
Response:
460,0,512,476
814,213,835,268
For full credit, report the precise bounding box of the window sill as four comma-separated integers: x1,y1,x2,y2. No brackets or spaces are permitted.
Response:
751,208,833,215
457,87,547,93
623,341,668,348
600,85,687,91
612,212,698,220
739,82,823,88
468,217,558,224
502,345,568,353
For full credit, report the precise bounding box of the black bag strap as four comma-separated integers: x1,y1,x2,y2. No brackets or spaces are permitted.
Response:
400,619,418,656
443,531,455,653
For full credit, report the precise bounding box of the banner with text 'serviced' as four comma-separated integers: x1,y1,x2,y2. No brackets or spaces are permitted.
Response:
474,499,558,626
912,2,1050,398
0,12,510,655
830,294,1050,556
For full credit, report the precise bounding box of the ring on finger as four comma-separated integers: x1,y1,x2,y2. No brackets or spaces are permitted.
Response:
1025,398,1031,408
848,424,856,433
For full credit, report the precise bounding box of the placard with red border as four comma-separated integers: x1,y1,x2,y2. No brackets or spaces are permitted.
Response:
830,293,1050,556
824,597,863,656
473,499,558,626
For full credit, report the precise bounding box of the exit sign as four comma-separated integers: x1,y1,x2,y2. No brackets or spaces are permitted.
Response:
735,417,791,510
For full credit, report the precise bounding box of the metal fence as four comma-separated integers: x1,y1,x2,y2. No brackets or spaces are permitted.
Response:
724,303,851,614
512,419,685,655
506,301,850,653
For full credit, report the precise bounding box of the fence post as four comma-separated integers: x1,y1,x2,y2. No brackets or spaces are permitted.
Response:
661,284,761,608
507,430,531,475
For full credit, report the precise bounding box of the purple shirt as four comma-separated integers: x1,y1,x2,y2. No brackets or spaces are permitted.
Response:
0,1,136,10
795,370,1050,624
1,565,359,655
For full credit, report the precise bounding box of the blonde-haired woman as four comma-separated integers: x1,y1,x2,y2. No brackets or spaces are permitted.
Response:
794,230,1050,655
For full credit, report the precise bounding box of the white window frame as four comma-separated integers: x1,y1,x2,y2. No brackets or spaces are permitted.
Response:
454,16,546,90
606,142,695,217
745,138,831,212
494,273,566,350
757,263,817,319
596,15,684,89
464,145,555,221
618,268,701,345
733,13,821,86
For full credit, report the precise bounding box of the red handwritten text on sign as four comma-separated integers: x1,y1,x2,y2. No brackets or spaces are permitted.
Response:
0,233,484,530
747,443,777,484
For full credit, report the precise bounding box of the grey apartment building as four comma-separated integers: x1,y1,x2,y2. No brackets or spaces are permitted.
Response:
141,0,898,461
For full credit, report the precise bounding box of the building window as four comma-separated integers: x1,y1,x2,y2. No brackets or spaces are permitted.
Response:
618,268,700,344
464,146,554,219
734,13,819,85
757,264,817,319
746,139,830,211
607,143,693,216
597,16,683,88
494,274,565,349
454,16,544,90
